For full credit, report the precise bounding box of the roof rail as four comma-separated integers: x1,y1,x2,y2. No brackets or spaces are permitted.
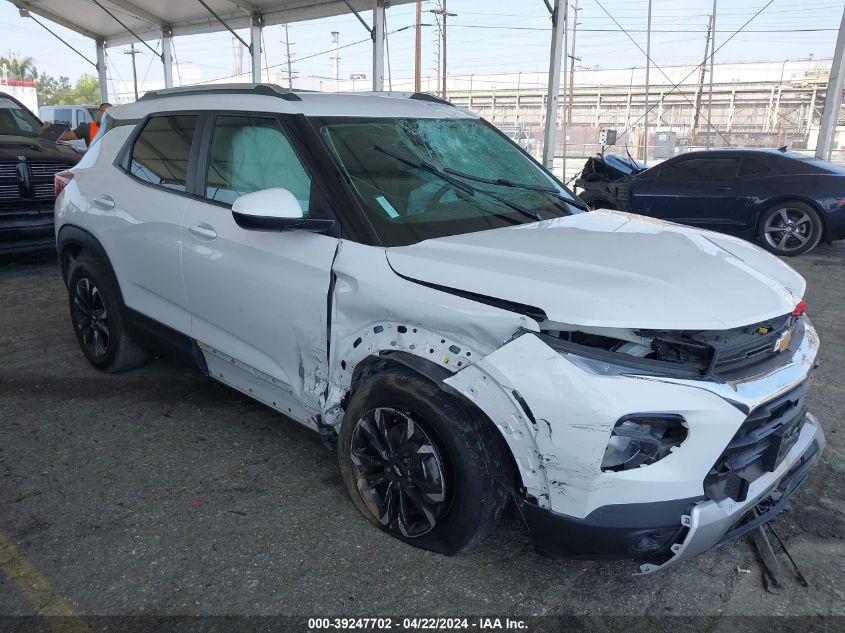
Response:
139,83,302,102
408,92,453,106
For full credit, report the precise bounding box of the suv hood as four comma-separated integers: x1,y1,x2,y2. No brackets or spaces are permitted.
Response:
0,134,79,162
385,210,805,330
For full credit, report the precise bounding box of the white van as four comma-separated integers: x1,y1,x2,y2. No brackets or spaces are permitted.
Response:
38,104,98,152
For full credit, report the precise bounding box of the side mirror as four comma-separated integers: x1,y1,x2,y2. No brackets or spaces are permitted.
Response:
231,188,335,234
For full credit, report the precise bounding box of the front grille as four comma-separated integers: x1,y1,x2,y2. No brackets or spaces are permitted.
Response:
0,162,17,178
704,379,811,502
29,162,68,178
710,315,797,378
0,160,72,207
0,183,21,200
32,183,54,199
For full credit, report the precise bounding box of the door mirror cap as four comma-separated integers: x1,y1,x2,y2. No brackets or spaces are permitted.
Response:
232,187,304,221
231,188,335,234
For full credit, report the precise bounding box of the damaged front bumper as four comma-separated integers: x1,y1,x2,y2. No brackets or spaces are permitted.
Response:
520,411,824,574
637,412,824,573
444,314,823,572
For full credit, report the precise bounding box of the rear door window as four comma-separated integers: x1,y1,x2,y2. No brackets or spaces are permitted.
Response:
128,115,199,192
660,158,739,179
204,115,312,213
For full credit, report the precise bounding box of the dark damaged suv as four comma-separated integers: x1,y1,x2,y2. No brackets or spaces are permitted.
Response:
0,92,79,255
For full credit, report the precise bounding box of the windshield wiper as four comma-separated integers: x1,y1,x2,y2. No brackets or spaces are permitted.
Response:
443,168,556,194
373,145,475,196
373,144,542,221
443,167,589,211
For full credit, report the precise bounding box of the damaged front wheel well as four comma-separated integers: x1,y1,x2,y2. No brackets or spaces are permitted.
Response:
343,352,523,495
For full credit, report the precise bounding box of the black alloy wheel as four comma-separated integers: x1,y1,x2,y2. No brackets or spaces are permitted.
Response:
337,368,509,555
66,254,147,372
349,407,449,538
72,277,110,359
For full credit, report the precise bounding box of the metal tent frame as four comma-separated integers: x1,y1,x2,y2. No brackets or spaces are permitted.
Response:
6,0,409,98
7,0,844,164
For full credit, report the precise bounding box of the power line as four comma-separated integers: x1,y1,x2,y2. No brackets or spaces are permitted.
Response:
192,35,372,85
603,0,779,148
140,40,161,86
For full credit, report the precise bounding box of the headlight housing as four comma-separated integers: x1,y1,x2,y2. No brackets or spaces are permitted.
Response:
601,415,688,472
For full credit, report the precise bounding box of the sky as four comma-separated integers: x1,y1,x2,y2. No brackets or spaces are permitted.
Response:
0,0,843,99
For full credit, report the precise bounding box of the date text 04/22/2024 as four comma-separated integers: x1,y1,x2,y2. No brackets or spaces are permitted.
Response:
306,617,528,630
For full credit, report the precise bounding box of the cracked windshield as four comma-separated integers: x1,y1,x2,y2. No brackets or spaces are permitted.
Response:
318,117,584,245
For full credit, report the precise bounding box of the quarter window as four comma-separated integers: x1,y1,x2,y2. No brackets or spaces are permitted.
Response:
204,115,311,213
739,158,770,176
128,115,198,192
660,158,739,179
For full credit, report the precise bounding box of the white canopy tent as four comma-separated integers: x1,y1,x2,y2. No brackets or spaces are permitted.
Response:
6,0,417,99
4,0,577,169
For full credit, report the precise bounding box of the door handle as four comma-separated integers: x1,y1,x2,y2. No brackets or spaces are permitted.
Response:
714,185,732,192
92,195,115,210
189,223,218,240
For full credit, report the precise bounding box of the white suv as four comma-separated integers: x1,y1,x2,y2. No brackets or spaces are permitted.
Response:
54,84,824,573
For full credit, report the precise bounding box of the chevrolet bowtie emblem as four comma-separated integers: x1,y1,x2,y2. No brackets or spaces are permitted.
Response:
773,329,792,353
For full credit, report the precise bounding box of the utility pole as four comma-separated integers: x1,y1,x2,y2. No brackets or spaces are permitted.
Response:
124,43,140,100
643,0,652,163
707,0,717,146
330,30,340,82
415,1,422,92
691,14,712,139
433,15,441,96
282,24,294,88
429,1,456,99
566,0,580,125
816,3,845,159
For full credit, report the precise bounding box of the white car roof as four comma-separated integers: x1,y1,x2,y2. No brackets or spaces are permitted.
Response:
110,85,476,121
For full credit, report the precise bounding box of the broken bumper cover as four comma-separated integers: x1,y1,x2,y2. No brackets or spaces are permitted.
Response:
521,412,824,573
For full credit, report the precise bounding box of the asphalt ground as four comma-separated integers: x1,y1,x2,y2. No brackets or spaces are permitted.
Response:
0,243,843,628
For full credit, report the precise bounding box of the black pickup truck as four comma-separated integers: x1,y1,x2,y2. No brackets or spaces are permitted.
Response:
0,92,80,255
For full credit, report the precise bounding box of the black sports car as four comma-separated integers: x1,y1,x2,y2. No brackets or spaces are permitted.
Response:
0,91,80,255
574,148,845,256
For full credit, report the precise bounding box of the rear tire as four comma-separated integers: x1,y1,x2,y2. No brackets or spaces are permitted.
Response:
68,255,147,372
337,367,509,555
757,201,823,256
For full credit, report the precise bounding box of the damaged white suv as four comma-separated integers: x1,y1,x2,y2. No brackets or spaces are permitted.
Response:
55,85,824,573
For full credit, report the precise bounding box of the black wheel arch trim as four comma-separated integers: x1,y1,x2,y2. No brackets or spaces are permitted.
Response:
57,225,122,292
345,350,523,492
57,224,195,359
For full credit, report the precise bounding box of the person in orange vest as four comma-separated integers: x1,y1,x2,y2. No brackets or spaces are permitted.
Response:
57,102,112,147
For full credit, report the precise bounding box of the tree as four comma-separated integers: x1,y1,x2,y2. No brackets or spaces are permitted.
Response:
35,71,72,106
0,54,38,80
74,74,100,104
4,54,101,107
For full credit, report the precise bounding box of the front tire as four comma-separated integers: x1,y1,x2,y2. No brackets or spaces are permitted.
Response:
757,201,823,256
68,255,147,372
337,368,509,555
